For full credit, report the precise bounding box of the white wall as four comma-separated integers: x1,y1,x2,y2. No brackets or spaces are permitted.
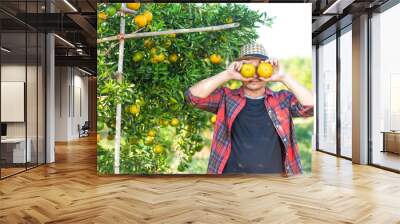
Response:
54,67,89,141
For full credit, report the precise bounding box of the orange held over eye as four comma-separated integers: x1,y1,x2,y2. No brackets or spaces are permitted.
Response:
126,3,140,10
240,63,256,78
257,62,274,79
134,15,147,28
210,54,222,64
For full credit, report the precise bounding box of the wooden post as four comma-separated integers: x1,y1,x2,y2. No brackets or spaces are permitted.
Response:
114,3,130,174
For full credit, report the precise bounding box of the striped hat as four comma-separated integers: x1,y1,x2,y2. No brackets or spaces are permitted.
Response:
236,43,269,61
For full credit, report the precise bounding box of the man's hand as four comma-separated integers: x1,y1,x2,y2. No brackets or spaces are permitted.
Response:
224,61,254,82
259,59,287,83
259,59,314,106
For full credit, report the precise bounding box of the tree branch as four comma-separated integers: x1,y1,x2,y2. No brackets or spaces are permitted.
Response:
97,23,240,44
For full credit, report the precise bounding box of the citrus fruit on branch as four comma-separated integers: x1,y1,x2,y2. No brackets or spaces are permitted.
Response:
127,3,141,10
210,54,222,64
134,14,148,28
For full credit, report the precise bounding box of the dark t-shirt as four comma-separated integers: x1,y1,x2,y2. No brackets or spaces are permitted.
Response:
223,97,284,174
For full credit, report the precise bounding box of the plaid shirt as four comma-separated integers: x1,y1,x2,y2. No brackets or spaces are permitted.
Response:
185,86,314,176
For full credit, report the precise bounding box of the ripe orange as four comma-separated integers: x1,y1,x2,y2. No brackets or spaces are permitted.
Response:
144,136,154,145
150,56,158,64
147,130,157,137
170,118,179,126
257,62,274,79
98,12,108,21
134,15,147,28
129,104,140,115
143,11,153,22
210,54,222,64
126,3,140,10
169,53,178,63
210,115,217,124
153,145,164,154
240,63,256,78
154,53,165,62
97,134,101,142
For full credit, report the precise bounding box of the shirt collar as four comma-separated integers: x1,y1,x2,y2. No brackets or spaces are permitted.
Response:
233,86,273,98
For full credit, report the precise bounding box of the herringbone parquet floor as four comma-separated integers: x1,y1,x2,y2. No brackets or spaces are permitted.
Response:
1,135,400,224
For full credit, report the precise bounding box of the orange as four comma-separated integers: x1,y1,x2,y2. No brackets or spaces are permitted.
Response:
170,118,179,126
210,115,217,124
150,56,158,64
210,54,222,64
147,130,157,137
98,12,108,21
129,104,140,115
144,136,154,145
257,62,274,79
143,11,153,22
126,3,140,10
134,15,147,28
168,53,178,63
97,134,101,142
154,53,165,62
153,145,164,154
240,63,256,78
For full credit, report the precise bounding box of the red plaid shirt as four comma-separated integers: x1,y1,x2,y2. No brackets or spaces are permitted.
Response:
185,86,314,176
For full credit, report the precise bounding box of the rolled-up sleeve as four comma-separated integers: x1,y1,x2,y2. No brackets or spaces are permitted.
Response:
184,87,224,114
279,90,314,118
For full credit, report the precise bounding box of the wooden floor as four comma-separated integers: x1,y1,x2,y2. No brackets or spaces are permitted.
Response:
1,136,400,224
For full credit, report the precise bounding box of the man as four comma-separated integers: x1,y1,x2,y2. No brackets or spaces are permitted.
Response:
185,43,314,176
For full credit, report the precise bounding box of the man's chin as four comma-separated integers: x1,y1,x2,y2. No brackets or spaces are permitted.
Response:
243,79,265,90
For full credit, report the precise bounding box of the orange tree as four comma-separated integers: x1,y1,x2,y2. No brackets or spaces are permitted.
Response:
97,3,273,174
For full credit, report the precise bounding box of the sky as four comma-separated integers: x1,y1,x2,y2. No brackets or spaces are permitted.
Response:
246,3,312,59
